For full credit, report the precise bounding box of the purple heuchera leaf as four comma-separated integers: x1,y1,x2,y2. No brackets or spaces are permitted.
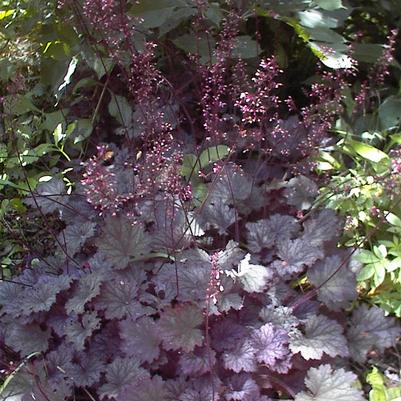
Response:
24,177,65,214
19,274,72,315
284,175,318,210
96,215,151,268
151,199,193,251
302,209,342,247
165,378,188,401
179,347,216,376
65,270,105,314
57,221,95,256
217,240,245,270
21,377,73,401
159,303,204,352
250,323,289,367
246,214,300,253
0,281,25,315
179,375,222,401
271,239,323,276
90,321,122,360
228,253,272,293
120,316,161,363
99,357,149,400
347,304,401,363
307,254,357,311
45,344,75,391
294,364,366,401
152,248,210,303
120,375,167,401
198,194,236,234
211,319,248,352
5,323,50,357
68,349,106,387
224,373,260,401
216,281,244,313
259,305,299,333
95,276,149,319
65,311,101,351
222,340,257,373
289,314,349,360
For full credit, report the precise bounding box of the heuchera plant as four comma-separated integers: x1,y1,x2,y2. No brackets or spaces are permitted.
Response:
1,1,400,401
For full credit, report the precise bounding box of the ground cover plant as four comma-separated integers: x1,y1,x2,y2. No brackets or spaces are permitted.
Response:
1,0,401,400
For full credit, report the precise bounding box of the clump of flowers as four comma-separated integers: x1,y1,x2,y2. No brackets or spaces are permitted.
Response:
81,145,130,215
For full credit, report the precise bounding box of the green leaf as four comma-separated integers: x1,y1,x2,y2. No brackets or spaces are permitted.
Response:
373,263,386,287
108,95,133,126
56,56,78,103
379,96,401,131
347,140,389,163
0,143,8,163
0,9,15,19
3,94,39,116
180,154,198,180
198,145,230,169
53,123,64,146
205,3,222,26
308,40,353,69
386,212,401,228
367,367,386,401
314,0,344,10
70,119,93,143
232,36,261,59
353,43,386,64
173,34,216,62
355,250,380,264
128,0,185,28
373,245,387,259
357,264,375,281
386,257,401,272
82,49,114,79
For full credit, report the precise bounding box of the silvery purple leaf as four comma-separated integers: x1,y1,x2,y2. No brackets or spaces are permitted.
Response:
307,254,357,311
271,239,323,276
230,253,272,293
65,270,105,314
179,347,216,376
246,214,300,253
211,319,248,352
347,304,401,363
302,209,342,247
24,177,66,214
294,365,366,401
179,375,221,401
159,304,204,352
198,194,236,234
57,221,95,256
224,373,260,401
19,274,72,315
65,311,101,351
120,316,161,363
284,175,318,210
94,276,149,319
96,215,151,268
99,357,149,400
68,350,106,387
120,375,167,401
289,314,349,360
222,340,257,373
5,322,50,357
250,323,289,367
